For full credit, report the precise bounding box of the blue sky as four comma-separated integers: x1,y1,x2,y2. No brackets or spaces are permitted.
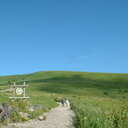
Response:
0,0,128,75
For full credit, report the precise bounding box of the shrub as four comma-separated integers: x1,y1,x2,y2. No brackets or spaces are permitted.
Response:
29,110,44,119
11,110,22,122
104,92,109,95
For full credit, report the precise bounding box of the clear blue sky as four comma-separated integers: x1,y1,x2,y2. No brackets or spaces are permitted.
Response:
0,0,128,75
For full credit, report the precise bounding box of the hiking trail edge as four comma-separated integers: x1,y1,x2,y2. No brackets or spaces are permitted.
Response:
6,104,75,128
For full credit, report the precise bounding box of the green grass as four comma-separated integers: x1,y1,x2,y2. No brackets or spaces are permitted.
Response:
0,71,128,127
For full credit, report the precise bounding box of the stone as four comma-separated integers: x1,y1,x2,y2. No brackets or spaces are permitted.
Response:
0,105,3,113
19,112,29,119
0,103,12,122
29,104,43,112
38,115,46,121
29,107,34,112
33,104,42,111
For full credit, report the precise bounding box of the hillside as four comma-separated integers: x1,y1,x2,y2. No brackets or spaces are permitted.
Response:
0,71,128,128
1,71,128,99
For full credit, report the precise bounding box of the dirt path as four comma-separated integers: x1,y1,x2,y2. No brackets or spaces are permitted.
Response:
7,104,75,128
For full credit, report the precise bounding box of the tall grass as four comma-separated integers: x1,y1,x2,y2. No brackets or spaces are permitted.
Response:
71,98,128,128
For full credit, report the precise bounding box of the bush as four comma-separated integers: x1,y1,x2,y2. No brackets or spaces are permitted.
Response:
11,110,22,122
9,100,29,112
29,110,44,119
104,92,109,95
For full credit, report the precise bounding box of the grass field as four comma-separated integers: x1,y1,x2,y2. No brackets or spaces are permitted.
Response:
0,71,128,127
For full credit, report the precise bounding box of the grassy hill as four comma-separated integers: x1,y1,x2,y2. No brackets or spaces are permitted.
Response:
0,71,128,127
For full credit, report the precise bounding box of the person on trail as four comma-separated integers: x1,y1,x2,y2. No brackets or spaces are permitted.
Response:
65,98,70,108
61,99,65,106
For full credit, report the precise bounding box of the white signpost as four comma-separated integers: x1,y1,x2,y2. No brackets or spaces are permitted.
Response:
10,82,29,99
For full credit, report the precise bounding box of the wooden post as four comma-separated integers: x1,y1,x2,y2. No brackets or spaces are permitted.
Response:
9,82,29,99
23,82,26,97
13,82,16,97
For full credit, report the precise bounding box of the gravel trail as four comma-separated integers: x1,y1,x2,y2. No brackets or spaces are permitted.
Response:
7,104,75,128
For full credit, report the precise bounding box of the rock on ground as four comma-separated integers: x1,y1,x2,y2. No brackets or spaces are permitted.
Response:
6,104,75,128
0,103,12,122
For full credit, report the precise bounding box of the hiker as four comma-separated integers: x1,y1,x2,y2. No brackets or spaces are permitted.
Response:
65,98,70,107
60,99,65,106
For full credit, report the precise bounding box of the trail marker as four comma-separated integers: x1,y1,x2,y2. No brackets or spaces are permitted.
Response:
9,82,29,99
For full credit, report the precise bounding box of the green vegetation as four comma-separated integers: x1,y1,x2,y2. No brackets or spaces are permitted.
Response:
0,71,128,127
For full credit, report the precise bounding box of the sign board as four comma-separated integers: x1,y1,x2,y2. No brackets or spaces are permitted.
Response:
10,82,29,99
